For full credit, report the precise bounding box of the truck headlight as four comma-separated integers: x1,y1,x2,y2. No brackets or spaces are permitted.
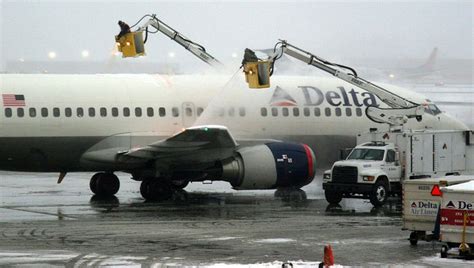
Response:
323,173,331,180
363,176,375,181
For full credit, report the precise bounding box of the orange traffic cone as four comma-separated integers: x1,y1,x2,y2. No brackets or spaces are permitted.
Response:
323,244,335,267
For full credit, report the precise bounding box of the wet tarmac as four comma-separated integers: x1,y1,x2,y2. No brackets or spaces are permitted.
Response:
0,172,473,267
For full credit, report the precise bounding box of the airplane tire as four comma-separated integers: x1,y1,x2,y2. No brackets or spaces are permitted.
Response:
89,172,104,194
324,190,343,204
171,179,189,189
95,173,120,196
140,179,172,201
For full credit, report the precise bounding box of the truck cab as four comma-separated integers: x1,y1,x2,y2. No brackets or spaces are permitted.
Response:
323,142,402,206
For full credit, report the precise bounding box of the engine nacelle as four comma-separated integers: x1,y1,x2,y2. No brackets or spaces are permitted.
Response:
221,142,316,190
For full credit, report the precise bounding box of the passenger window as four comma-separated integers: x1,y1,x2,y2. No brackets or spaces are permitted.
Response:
314,107,321,117
17,108,24,118
77,108,84,117
293,107,300,116
261,107,268,117
186,107,193,117
197,107,203,116
303,107,310,117
65,108,72,117
172,107,179,117
5,108,12,118
135,107,142,117
239,107,246,117
271,107,278,116
88,107,95,117
159,107,166,117
282,107,289,117
29,108,36,117
41,108,48,117
112,107,118,117
335,107,341,117
346,108,352,116
147,107,154,117
53,107,60,117
386,150,396,163
123,107,130,117
355,107,362,117
325,107,331,116
100,107,107,117
228,107,234,117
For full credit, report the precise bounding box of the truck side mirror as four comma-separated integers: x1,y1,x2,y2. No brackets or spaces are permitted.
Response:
395,152,400,166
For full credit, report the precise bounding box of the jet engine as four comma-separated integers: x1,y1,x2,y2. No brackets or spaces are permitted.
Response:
221,142,316,189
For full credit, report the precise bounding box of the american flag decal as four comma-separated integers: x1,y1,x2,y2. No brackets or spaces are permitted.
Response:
2,94,26,107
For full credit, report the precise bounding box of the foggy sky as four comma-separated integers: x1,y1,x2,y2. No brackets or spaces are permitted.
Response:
0,0,473,71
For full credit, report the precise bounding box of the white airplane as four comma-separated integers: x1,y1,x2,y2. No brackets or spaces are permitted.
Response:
0,73,468,200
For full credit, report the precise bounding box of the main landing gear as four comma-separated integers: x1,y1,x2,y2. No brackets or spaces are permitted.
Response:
88,172,188,201
140,178,189,201
89,172,120,196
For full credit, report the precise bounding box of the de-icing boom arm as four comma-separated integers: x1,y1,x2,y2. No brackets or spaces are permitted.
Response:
265,40,425,128
122,14,222,67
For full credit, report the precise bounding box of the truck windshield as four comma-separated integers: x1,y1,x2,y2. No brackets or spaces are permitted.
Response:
347,148,385,161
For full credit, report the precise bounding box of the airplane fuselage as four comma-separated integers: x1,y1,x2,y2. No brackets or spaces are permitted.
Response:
0,74,466,171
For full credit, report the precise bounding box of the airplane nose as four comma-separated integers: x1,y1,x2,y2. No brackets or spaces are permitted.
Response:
442,113,470,131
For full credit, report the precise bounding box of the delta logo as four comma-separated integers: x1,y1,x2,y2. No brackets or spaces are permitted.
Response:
411,201,439,209
445,200,473,210
270,86,298,106
269,86,380,107
446,201,456,209
410,200,440,216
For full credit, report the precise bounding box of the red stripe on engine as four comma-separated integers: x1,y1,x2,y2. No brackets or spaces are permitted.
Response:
302,144,314,179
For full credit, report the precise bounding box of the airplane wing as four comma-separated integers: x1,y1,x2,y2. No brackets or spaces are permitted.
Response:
80,125,315,191
80,125,279,172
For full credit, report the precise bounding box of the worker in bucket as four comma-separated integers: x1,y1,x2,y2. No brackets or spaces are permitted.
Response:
116,20,131,40
241,48,259,66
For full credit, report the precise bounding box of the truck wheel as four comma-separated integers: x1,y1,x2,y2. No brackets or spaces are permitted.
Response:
370,180,388,207
409,231,418,246
325,190,343,204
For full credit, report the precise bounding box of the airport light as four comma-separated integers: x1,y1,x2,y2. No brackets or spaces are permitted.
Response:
389,74,395,79
48,51,57,59
81,50,90,58
231,52,238,58
168,52,175,58
18,58,25,62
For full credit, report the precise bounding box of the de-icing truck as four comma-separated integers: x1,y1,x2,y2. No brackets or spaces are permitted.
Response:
323,129,473,207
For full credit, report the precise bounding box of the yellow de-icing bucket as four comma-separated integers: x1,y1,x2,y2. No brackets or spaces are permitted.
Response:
115,32,145,58
244,61,271,89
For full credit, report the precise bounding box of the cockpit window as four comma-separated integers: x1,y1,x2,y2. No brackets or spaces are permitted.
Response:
424,104,442,116
429,104,441,115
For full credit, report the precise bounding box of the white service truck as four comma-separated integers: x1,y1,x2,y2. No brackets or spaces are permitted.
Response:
323,130,474,207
